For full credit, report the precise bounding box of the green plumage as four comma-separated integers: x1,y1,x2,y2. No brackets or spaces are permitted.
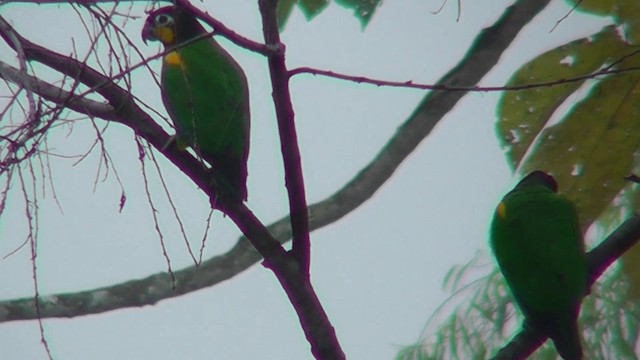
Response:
142,6,250,200
490,171,587,360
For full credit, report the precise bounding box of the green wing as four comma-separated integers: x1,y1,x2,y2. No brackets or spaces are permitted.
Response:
162,37,250,200
490,183,587,360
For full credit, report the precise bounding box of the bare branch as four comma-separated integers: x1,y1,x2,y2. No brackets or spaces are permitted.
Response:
289,64,640,92
0,0,270,55
0,0,552,321
258,0,312,275
0,14,37,125
135,136,176,288
0,61,115,119
0,5,343,359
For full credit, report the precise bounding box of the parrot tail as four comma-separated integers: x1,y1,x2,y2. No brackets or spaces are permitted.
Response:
206,150,248,202
548,318,583,360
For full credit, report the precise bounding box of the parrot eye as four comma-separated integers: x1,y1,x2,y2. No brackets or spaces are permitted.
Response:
155,14,173,26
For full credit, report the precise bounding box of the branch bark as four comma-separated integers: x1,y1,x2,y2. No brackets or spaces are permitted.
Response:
0,61,116,119
0,9,342,359
256,0,312,276
0,0,551,320
0,1,559,358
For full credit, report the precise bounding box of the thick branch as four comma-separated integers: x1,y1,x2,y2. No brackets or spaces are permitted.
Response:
0,0,551,323
258,0,312,276
491,214,640,360
225,201,343,360
0,8,341,360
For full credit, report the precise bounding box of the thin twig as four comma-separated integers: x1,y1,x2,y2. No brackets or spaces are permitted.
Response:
289,65,640,92
135,136,176,288
0,0,554,329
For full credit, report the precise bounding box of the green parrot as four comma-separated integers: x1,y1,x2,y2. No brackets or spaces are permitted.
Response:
490,171,587,360
142,6,250,201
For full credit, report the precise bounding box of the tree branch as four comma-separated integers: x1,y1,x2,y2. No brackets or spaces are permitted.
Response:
0,0,552,323
491,214,640,360
289,64,640,92
0,10,345,358
172,0,270,56
258,0,312,276
0,61,116,120
225,201,344,360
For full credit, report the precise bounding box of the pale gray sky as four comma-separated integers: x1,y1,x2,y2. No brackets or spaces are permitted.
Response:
0,1,610,359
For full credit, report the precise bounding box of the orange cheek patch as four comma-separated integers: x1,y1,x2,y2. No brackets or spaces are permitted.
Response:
155,27,175,44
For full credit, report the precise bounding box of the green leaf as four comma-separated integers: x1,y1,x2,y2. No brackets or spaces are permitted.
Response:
276,0,329,31
402,11,640,356
567,0,640,44
334,0,382,28
619,1,640,43
496,25,640,228
298,0,330,20
276,0,297,31
565,0,618,15
497,26,627,171
277,0,382,31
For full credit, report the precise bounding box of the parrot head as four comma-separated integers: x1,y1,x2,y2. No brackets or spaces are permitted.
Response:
513,170,558,193
142,6,206,46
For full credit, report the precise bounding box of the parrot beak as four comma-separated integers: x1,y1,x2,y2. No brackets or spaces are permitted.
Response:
141,21,155,45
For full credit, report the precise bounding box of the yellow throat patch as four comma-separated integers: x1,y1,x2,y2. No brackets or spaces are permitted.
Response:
164,51,185,69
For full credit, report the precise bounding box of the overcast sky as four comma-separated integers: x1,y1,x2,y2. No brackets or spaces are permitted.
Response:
0,1,610,359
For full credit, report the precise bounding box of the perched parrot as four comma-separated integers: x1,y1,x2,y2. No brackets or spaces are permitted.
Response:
490,171,587,360
142,6,250,201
